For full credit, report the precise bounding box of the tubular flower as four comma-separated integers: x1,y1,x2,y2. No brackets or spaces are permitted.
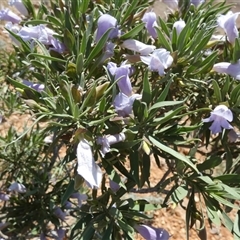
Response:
95,14,119,42
9,0,28,16
22,80,45,92
76,138,102,188
0,193,10,201
217,11,240,44
53,207,66,221
8,182,26,193
107,61,133,96
0,8,21,23
162,0,178,11
202,105,233,134
113,92,142,117
71,193,88,207
142,11,158,38
173,19,186,35
96,133,126,157
212,61,240,80
135,225,170,240
140,48,173,76
121,39,156,55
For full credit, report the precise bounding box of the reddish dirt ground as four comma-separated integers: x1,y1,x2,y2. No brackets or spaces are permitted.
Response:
1,1,240,240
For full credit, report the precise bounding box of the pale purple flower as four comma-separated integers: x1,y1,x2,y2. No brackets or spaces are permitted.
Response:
140,48,173,76
162,0,178,11
96,133,126,157
121,39,156,55
8,182,26,193
113,92,142,117
54,207,66,221
228,129,239,143
173,19,186,35
76,138,102,188
202,105,233,134
109,180,120,192
4,22,20,45
44,134,53,144
40,233,47,240
56,228,66,240
0,193,10,201
217,11,240,44
191,0,205,6
17,24,62,49
107,62,132,96
101,41,115,62
49,38,66,53
0,222,9,231
9,0,28,16
135,225,170,240
142,11,158,39
212,61,240,80
71,193,88,207
22,80,45,92
0,8,21,23
64,201,72,209
95,14,119,42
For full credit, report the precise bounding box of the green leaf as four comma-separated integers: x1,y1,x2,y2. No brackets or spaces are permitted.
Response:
61,180,74,206
155,27,172,52
142,70,151,105
212,79,222,102
64,28,75,52
197,155,222,171
204,196,221,226
84,28,113,67
148,136,199,172
171,186,188,203
156,77,172,102
233,210,240,239
149,100,185,112
76,53,84,75
233,38,240,63
80,0,90,13
120,23,145,40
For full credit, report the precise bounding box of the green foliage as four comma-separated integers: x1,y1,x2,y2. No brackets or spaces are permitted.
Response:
1,0,240,239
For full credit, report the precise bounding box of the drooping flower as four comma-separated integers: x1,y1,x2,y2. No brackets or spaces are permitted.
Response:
173,19,186,35
202,105,233,134
8,182,26,193
109,179,120,192
191,0,205,7
142,11,158,39
113,92,142,117
140,48,173,76
4,22,20,45
107,62,133,96
22,80,45,92
212,61,240,80
217,11,240,44
9,0,28,16
95,14,119,42
135,225,170,240
0,193,10,201
228,129,239,143
96,133,126,157
71,193,88,207
162,0,178,11
49,38,66,53
0,8,21,23
54,207,66,221
76,138,102,189
121,39,156,55
56,228,66,240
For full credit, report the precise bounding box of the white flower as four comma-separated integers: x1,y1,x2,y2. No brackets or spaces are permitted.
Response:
217,11,240,44
140,48,173,76
4,22,20,45
9,0,28,16
121,39,156,55
212,61,240,80
8,182,26,193
76,138,102,188
96,133,126,157
202,105,233,134
173,19,186,35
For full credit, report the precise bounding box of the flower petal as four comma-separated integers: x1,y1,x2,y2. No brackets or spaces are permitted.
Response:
77,139,102,188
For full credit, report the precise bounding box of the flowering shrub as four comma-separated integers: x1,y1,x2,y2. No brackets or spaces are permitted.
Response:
1,0,240,239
